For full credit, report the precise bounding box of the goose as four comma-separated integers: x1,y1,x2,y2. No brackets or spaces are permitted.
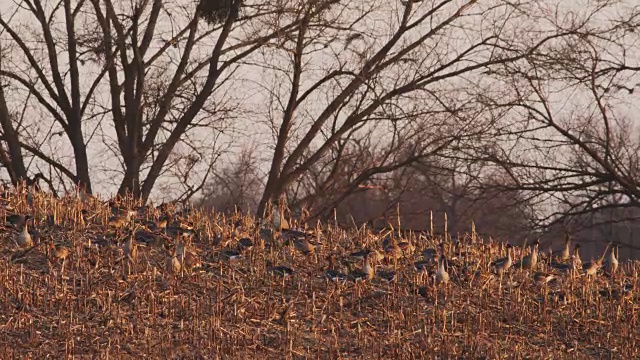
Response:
348,248,384,263
572,244,582,271
582,242,611,277
185,251,201,270
5,213,30,229
267,261,294,278
422,246,438,263
49,241,70,261
417,285,430,299
533,271,556,285
435,255,450,285
377,268,397,283
515,240,539,270
14,216,33,249
108,214,127,229
124,234,138,262
166,250,182,274
491,244,513,273
414,259,431,274
156,213,170,231
221,248,243,261
293,236,315,255
550,259,572,273
238,237,254,252
176,243,201,271
605,242,619,275
259,226,274,243
232,220,244,239
381,236,394,249
558,234,571,261
282,228,314,242
436,242,450,268
324,255,348,283
384,241,403,262
583,258,600,277
349,253,375,282
471,270,496,289
398,238,415,255
272,205,289,231
348,248,370,262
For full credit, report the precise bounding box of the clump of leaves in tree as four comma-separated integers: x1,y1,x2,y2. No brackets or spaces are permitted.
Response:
196,0,241,25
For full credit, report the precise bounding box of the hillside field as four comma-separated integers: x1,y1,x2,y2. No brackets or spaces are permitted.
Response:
0,190,637,359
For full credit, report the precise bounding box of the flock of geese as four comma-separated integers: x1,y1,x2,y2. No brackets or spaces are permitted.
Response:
0,191,632,302
316,234,624,292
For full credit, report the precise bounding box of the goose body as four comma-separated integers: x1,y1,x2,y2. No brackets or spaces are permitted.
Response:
15,220,33,249
559,235,571,261
348,249,383,263
124,235,138,261
492,244,512,273
533,271,556,284
348,249,369,261
325,269,348,282
572,244,582,271
582,242,611,277
606,243,619,274
422,248,438,262
583,260,600,276
238,237,254,251
268,265,294,277
168,253,182,273
273,209,289,231
349,254,375,282
108,217,125,229
398,240,415,255
183,250,201,270
6,214,29,229
435,255,449,285
377,268,397,283
515,240,539,270
293,237,315,254
324,255,347,282
50,242,69,260
414,259,431,273
221,249,243,260
472,271,496,288
384,242,403,260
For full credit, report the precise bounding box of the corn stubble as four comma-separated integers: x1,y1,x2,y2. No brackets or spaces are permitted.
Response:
0,189,637,359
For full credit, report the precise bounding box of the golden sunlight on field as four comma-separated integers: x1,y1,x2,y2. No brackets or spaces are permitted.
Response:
0,188,637,358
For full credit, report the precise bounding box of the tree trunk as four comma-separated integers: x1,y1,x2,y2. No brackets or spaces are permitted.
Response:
258,176,281,218
68,126,92,194
117,140,141,198
257,188,275,219
0,83,27,184
118,167,141,198
258,175,292,218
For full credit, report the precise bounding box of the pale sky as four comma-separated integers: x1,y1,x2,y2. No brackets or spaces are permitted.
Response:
0,0,638,209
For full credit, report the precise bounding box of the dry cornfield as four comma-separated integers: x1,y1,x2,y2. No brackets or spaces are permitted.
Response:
0,189,637,359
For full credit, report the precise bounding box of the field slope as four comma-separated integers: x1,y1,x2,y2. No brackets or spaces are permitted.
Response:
0,192,637,359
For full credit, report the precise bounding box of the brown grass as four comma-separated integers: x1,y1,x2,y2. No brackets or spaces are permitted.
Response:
0,190,637,359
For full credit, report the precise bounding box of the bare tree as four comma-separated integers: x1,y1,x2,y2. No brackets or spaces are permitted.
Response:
197,146,263,213
0,0,97,192
475,2,640,229
399,158,534,238
0,44,27,185
281,125,454,221
0,0,328,200
254,0,596,216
